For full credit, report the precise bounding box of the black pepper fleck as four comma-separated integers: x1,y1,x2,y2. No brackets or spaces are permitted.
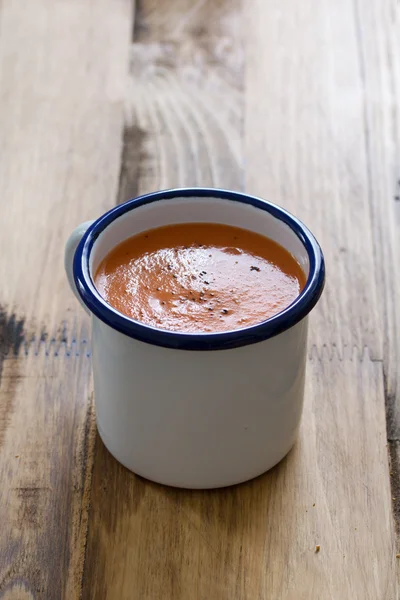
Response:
250,266,260,272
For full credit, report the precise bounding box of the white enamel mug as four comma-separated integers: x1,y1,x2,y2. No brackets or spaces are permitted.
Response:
65,188,325,489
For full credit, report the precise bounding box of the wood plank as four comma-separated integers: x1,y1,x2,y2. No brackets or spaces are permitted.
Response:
348,0,400,550
246,0,385,354
0,347,93,599
120,0,243,198
350,0,400,517
245,0,399,595
81,0,398,599
83,353,397,600
1,0,398,598
0,0,131,330
0,0,132,597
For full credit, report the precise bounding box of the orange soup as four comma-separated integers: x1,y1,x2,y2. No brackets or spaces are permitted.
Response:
94,223,306,333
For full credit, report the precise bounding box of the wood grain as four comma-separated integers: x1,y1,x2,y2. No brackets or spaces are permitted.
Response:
0,0,399,598
82,0,398,599
0,0,131,330
122,0,243,196
245,0,400,593
82,353,396,600
0,0,132,598
348,0,400,534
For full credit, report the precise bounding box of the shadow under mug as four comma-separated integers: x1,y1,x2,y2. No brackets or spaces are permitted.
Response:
65,188,325,489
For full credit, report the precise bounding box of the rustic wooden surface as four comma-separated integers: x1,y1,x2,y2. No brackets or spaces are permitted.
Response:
0,0,399,598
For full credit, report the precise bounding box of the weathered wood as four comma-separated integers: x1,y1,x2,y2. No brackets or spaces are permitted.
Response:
348,0,400,537
122,0,243,197
245,0,400,594
82,353,397,600
81,0,398,599
0,348,94,599
0,0,132,598
0,0,131,329
1,0,399,598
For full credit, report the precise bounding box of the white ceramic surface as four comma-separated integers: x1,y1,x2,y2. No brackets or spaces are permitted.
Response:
65,189,324,489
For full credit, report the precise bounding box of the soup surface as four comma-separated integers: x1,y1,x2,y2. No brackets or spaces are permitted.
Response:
94,223,306,333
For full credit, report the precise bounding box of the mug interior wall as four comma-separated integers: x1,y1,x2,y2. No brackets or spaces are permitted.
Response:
90,197,310,278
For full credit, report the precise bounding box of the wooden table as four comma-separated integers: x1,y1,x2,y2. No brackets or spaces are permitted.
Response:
0,1,399,598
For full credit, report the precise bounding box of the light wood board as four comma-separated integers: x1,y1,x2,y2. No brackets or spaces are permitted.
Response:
0,0,399,598
0,0,132,597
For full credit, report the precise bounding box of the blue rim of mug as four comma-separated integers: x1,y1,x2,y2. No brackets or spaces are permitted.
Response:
73,188,325,351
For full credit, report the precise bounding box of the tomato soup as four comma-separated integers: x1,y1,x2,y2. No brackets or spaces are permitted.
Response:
94,223,306,333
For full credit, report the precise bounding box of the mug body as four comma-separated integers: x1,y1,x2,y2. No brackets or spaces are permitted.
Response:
69,189,325,489
92,315,308,488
